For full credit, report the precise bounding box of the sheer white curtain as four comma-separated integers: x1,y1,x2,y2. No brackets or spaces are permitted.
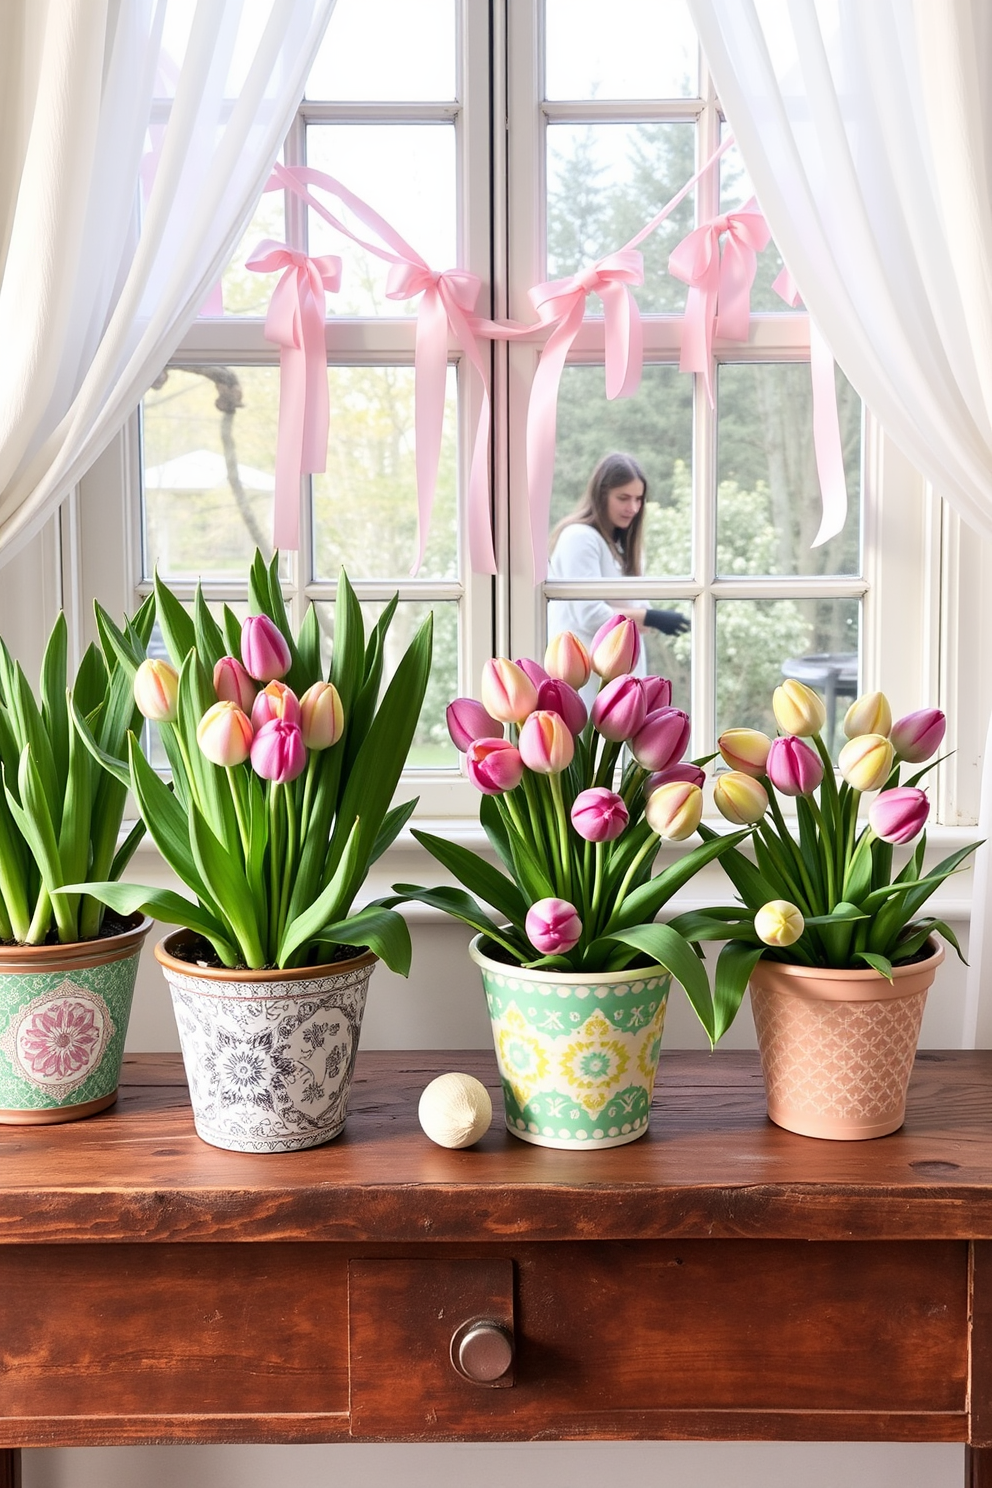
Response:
0,0,334,564
687,0,992,1045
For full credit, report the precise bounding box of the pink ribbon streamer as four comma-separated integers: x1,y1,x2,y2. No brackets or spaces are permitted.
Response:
772,266,848,547
668,198,771,407
246,239,342,550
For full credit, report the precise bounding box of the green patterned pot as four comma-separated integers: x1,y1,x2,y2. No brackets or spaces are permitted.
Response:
0,916,151,1124
470,935,671,1150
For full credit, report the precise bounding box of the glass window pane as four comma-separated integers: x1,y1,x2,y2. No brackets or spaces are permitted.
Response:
547,123,695,313
216,186,286,318
716,363,862,577
550,365,692,578
719,135,785,312
307,124,456,316
545,0,698,100
315,599,458,770
716,598,860,757
141,367,282,582
312,366,458,583
306,0,455,102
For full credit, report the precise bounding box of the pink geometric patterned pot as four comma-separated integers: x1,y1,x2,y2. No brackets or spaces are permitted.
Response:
748,939,944,1140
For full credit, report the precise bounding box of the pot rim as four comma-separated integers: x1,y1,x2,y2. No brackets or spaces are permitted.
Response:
753,935,944,982
468,931,672,985
154,926,377,982
0,912,153,971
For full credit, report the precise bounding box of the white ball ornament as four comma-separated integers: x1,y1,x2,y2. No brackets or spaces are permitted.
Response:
418,1073,493,1149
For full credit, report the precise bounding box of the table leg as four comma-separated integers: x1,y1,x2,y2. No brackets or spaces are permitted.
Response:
968,1447,992,1486
0,1450,20,1488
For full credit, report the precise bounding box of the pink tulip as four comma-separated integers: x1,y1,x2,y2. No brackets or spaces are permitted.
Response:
480,658,539,724
644,780,703,841
299,681,344,750
514,657,550,690
213,655,257,714
570,788,629,843
644,763,706,794
251,679,301,732
196,701,253,767
446,697,503,752
466,738,524,795
591,675,647,742
525,897,582,956
891,708,946,764
718,727,771,778
641,675,673,712
134,658,179,723
518,710,574,774
537,677,587,735
868,786,930,844
241,614,292,682
544,631,591,690
590,615,640,681
631,707,691,772
250,717,306,783
765,736,824,796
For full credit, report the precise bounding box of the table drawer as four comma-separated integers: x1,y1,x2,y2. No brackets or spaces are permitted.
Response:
349,1241,968,1440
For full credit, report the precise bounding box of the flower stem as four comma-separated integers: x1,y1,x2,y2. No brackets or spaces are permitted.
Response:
549,772,573,902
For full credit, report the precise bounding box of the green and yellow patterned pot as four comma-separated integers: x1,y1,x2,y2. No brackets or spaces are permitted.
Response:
470,935,671,1150
0,915,151,1124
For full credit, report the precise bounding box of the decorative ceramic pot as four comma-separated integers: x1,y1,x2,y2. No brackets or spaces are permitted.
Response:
0,915,152,1124
470,935,671,1150
156,930,376,1154
749,939,944,1140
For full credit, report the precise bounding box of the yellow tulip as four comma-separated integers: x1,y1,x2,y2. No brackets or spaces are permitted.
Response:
838,732,895,792
754,900,805,948
843,691,892,739
772,679,826,738
713,771,769,825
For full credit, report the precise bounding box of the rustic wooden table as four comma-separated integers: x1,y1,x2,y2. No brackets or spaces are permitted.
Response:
1,1049,990,1488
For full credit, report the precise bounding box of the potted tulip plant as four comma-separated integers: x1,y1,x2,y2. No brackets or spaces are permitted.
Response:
0,604,155,1123
72,552,432,1153
670,681,979,1140
388,615,748,1150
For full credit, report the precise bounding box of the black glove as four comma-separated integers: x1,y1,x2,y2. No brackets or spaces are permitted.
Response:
644,609,690,636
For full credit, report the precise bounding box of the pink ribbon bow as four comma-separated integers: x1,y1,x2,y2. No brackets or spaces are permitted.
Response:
524,251,644,581
668,198,771,406
246,239,342,550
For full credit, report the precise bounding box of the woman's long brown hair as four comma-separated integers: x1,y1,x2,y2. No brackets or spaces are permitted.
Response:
549,451,647,577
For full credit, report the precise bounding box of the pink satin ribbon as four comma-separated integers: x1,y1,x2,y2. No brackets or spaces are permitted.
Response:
246,239,342,550
772,266,848,547
668,198,771,406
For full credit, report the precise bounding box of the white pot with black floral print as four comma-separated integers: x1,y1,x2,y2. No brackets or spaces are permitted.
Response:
155,930,375,1154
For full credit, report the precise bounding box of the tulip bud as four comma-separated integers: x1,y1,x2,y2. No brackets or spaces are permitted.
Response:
134,658,179,723
631,707,691,773
525,897,582,956
590,615,640,681
241,614,292,682
843,690,892,740
299,681,344,750
196,701,253,767
644,763,706,794
537,678,587,735
641,675,673,712
446,697,503,752
544,631,591,690
890,708,946,764
480,658,539,724
644,780,703,841
766,736,824,797
570,788,629,843
213,655,257,714
772,679,826,737
251,679,301,732
718,727,771,778
466,738,524,795
868,786,930,845
838,732,895,792
713,771,769,825
591,675,646,742
518,709,575,774
514,657,551,690
250,717,306,783
755,900,805,948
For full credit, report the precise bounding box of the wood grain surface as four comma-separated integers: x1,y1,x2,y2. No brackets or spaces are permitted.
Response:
0,1051,990,1244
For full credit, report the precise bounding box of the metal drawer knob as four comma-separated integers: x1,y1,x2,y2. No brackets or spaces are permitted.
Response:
450,1318,514,1384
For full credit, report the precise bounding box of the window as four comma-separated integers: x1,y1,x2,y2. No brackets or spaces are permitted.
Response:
64,0,961,826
